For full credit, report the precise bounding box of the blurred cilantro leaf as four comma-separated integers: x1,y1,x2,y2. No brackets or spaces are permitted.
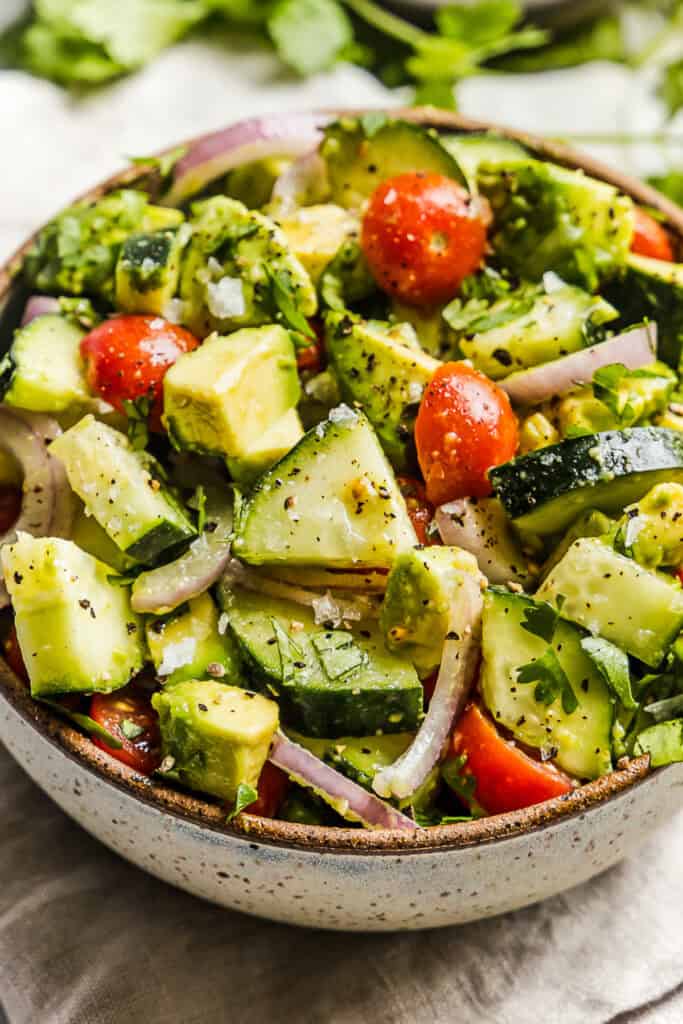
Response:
268,0,353,76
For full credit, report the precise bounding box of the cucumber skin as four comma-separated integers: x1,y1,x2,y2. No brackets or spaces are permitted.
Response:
490,428,683,536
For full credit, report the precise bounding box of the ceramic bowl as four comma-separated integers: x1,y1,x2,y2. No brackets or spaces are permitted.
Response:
2,109,683,932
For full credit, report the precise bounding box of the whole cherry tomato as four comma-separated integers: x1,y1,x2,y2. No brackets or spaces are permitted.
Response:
90,684,162,775
3,624,28,683
246,762,290,818
415,362,518,506
451,703,574,815
397,475,435,546
81,315,199,431
631,207,673,262
0,486,21,536
361,172,488,305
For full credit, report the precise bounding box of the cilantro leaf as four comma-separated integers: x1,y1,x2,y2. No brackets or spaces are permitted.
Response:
441,754,487,817
660,55,683,119
580,636,637,710
265,266,315,339
122,394,152,450
359,111,389,138
188,484,208,533
520,596,565,644
648,171,683,206
129,145,188,181
412,806,472,827
268,0,353,76
517,647,578,715
227,782,259,821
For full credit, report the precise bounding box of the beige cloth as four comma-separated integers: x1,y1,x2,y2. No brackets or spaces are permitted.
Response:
1,32,683,1023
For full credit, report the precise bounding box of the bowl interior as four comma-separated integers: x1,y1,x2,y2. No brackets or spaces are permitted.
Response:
0,107,672,853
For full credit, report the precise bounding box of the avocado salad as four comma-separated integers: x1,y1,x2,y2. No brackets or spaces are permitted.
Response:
3,112,683,831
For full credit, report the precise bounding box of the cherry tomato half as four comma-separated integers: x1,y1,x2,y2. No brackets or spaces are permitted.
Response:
361,172,488,305
0,486,21,536
415,362,518,506
81,315,199,431
90,685,162,776
246,762,290,818
297,320,325,375
451,703,574,815
397,475,435,546
631,207,673,262
3,624,28,683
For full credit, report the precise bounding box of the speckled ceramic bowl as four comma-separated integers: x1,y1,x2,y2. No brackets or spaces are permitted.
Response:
2,109,683,932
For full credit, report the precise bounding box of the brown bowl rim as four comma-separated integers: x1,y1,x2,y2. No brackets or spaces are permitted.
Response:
0,106,674,854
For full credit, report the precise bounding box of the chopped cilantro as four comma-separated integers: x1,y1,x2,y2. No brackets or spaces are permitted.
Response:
227,782,259,821
517,647,578,715
580,636,637,710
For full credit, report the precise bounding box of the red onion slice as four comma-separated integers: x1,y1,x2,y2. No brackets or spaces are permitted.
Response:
269,732,417,831
221,558,380,622
499,323,657,407
436,498,532,586
21,295,60,326
270,150,329,215
163,113,329,208
14,411,75,539
373,575,483,802
131,496,233,614
0,408,56,545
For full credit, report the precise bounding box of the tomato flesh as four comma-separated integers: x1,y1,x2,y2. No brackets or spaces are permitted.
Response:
81,315,199,431
90,685,162,775
0,486,22,536
246,762,290,818
3,624,28,683
451,703,574,815
397,475,435,545
297,319,325,374
415,362,518,506
361,172,488,305
631,207,673,262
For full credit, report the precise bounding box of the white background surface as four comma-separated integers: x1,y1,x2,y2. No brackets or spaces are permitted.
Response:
1,33,683,1024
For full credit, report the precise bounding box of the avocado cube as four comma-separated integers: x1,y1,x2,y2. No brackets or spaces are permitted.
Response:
152,681,279,802
1,534,144,697
381,546,483,675
279,204,359,284
226,408,304,486
617,482,683,570
147,593,245,687
163,325,300,459
325,312,440,471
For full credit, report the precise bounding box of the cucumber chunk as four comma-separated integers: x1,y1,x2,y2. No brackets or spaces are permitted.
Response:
480,588,613,778
50,416,196,564
321,118,467,209
490,427,683,539
445,279,617,380
0,313,89,413
219,586,423,738
1,534,144,698
441,133,529,188
232,405,418,569
152,681,279,802
537,537,683,667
